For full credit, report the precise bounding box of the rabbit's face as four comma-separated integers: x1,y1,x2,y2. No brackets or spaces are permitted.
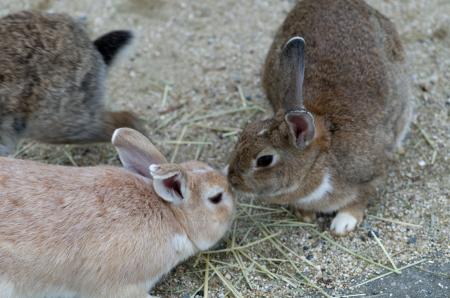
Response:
151,161,235,251
227,112,324,202
111,127,235,251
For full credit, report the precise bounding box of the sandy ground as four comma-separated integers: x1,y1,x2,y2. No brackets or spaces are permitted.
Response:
1,0,449,297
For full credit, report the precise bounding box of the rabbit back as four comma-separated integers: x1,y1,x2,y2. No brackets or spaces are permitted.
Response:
0,157,182,297
0,11,140,154
0,11,104,130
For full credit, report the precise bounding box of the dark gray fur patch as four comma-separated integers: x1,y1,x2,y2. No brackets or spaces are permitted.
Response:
80,71,93,104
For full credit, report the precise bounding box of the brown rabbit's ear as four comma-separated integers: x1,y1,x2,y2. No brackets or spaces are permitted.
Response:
150,164,187,204
281,37,315,149
112,128,167,177
281,36,306,112
285,110,315,149
94,30,133,66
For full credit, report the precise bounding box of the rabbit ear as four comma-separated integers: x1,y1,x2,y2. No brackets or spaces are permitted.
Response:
112,128,167,177
285,110,315,149
281,36,306,112
94,30,133,66
281,37,315,149
150,164,187,204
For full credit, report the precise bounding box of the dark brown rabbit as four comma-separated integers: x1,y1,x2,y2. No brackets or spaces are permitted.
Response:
227,0,413,235
0,11,144,156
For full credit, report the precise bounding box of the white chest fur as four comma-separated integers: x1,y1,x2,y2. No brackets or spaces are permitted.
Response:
171,234,196,257
295,171,333,206
0,279,14,298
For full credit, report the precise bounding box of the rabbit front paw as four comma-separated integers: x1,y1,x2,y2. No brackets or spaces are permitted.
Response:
330,212,358,235
292,207,316,223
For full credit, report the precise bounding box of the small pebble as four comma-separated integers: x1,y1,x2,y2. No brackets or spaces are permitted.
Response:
418,160,426,167
432,27,448,39
407,236,417,244
368,230,380,238
231,74,241,83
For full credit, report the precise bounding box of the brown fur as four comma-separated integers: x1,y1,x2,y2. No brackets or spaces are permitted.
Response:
0,155,234,297
0,11,143,155
228,0,412,234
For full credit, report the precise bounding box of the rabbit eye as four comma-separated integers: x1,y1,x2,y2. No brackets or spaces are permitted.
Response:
209,193,223,204
256,155,274,168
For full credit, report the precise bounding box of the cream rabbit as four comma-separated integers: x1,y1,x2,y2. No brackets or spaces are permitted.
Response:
0,11,144,156
227,0,412,235
0,128,235,298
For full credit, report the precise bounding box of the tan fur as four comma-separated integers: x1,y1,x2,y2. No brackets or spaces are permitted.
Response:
0,156,234,297
0,11,144,155
228,0,412,234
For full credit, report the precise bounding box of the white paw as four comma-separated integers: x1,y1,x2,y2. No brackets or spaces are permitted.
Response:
330,212,358,235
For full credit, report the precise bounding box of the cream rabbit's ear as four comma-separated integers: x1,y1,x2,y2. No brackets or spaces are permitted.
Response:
112,128,167,178
150,164,187,204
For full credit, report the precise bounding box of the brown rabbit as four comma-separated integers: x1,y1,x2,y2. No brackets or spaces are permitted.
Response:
0,11,144,156
0,128,235,298
227,0,413,235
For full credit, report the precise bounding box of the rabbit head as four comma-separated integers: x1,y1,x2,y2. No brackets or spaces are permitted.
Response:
227,37,329,202
113,128,235,251
150,161,234,250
